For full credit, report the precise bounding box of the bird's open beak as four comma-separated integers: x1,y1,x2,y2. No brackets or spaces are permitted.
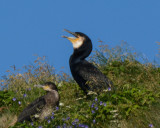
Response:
62,29,78,37
62,29,79,44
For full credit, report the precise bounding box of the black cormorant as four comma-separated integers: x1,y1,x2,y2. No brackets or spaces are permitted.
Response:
17,82,59,122
62,29,113,94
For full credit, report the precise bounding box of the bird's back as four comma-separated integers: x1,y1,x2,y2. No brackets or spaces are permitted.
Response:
70,60,113,93
17,96,46,122
18,91,60,122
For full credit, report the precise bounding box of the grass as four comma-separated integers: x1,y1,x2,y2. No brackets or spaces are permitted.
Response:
0,42,160,128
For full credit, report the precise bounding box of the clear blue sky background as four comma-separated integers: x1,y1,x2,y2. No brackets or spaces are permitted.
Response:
0,0,160,77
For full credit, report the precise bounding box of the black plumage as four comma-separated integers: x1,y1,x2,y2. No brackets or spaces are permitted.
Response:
63,29,113,94
17,82,59,122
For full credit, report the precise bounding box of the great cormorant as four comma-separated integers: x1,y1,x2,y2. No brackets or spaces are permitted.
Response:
62,29,113,94
17,82,59,122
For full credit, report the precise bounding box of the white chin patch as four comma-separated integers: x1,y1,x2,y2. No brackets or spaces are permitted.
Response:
73,40,83,49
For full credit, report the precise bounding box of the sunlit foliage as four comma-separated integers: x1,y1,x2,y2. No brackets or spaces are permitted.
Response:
0,42,160,128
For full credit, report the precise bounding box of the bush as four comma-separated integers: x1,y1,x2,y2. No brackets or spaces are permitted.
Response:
0,42,160,128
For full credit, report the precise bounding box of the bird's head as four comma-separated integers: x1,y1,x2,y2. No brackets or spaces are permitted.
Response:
62,29,92,49
62,29,92,60
34,82,58,92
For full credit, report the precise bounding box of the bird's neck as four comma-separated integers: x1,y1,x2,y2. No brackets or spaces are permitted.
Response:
46,90,59,99
70,48,90,64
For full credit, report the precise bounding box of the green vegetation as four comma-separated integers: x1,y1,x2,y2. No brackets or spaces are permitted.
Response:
0,42,160,128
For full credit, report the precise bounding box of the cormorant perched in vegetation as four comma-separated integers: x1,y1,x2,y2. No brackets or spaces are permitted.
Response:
17,82,59,122
62,29,113,94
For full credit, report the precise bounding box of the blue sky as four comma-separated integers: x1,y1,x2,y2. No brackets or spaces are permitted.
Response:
0,0,160,77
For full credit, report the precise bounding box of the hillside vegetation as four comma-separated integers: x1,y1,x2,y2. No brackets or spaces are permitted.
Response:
0,42,160,128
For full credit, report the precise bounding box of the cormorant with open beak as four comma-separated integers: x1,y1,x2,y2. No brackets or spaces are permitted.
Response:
62,29,113,94
17,82,59,122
